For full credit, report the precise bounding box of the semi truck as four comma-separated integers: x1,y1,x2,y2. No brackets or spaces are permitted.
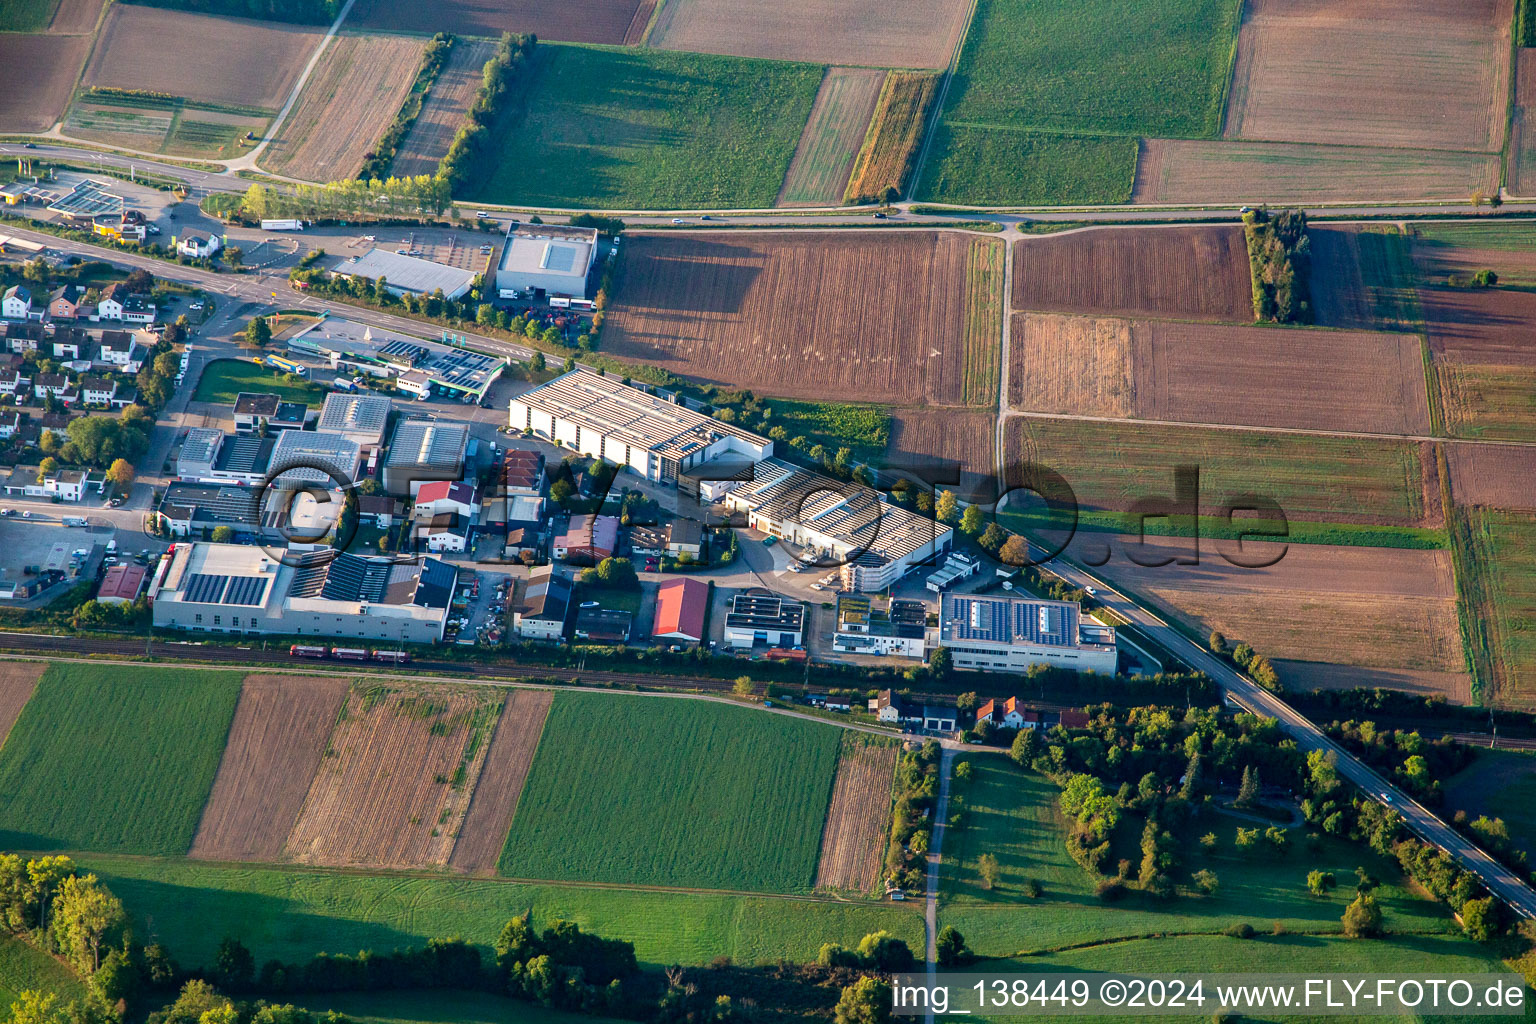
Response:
258,355,308,377
260,219,304,232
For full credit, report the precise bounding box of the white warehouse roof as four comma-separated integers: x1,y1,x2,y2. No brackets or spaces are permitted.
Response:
340,248,476,299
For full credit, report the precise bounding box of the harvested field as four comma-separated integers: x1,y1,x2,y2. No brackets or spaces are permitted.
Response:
1511,50,1536,197
844,72,938,205
0,663,41,751
0,34,91,133
606,232,969,405
261,33,425,182
1438,363,1536,442
1415,235,1536,366
1223,0,1511,152
1446,442,1536,509
283,683,503,870
1273,661,1471,703
1012,226,1252,322
390,39,494,179
962,237,1004,406
1309,226,1423,331
1009,313,1431,435
46,0,101,32
1004,417,1434,526
649,0,968,69
1065,534,1468,696
778,68,885,208
888,408,997,501
815,736,896,893
448,689,553,875
1133,139,1501,206
351,0,642,43
83,6,322,111
190,674,350,863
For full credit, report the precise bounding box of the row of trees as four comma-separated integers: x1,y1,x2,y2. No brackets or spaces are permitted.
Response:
437,33,537,194
885,740,941,893
1243,207,1311,324
358,34,454,181
1206,630,1280,691
239,176,452,225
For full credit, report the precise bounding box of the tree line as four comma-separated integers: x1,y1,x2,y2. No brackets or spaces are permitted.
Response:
358,34,455,182
436,33,538,196
1243,207,1311,324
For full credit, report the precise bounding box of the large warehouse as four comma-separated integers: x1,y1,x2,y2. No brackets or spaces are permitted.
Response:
495,224,598,300
149,542,457,643
336,248,477,301
938,594,1117,675
509,369,773,486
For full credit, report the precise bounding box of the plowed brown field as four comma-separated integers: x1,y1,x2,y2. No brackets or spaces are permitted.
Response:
0,34,91,132
1509,50,1536,197
261,33,425,182
1418,244,1536,366
815,737,896,893
390,39,495,179
351,0,642,44
889,408,997,499
1065,534,1469,699
1011,226,1252,322
190,674,349,862
0,662,42,750
606,232,969,404
448,689,552,874
1223,0,1511,152
283,684,503,870
1009,314,1431,435
83,6,322,110
47,0,102,33
1447,442,1536,510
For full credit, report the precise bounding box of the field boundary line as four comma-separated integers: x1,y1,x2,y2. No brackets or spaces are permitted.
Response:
242,0,361,172
905,0,978,199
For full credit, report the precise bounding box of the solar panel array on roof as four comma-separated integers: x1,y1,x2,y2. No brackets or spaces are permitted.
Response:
942,595,1077,647
183,572,229,604
414,559,457,608
223,575,269,606
380,339,429,367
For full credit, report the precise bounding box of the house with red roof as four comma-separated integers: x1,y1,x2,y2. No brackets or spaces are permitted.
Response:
652,577,709,645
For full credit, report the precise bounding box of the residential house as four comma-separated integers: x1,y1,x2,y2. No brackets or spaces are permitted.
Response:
573,606,631,643
415,512,469,553
177,231,220,259
95,331,144,372
0,322,42,352
0,367,29,398
976,696,1039,730
78,376,116,406
2,465,93,502
873,689,907,724
110,385,137,409
504,526,537,559
49,286,85,321
652,577,708,645
49,329,91,361
1,285,31,321
412,480,480,520
97,285,155,326
358,494,402,528
32,373,76,405
36,412,70,441
629,525,668,558
513,565,572,641
0,409,19,439
553,514,618,565
870,690,955,732
666,518,704,559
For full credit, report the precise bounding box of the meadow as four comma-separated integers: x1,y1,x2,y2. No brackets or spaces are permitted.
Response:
473,44,822,209
769,399,893,463
76,856,922,968
0,664,243,856
917,127,1136,206
961,238,1004,405
1456,508,1536,707
193,358,328,407
499,693,843,891
0,0,59,31
0,933,86,1009
1445,750,1536,862
298,991,628,1024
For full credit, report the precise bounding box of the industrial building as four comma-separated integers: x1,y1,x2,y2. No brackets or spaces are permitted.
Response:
175,430,275,486
149,542,457,643
509,370,773,487
513,565,571,641
269,430,361,486
938,594,1117,675
336,248,477,301
723,589,805,649
831,595,927,658
156,482,263,538
233,393,307,432
316,392,392,448
495,224,598,300
287,318,505,403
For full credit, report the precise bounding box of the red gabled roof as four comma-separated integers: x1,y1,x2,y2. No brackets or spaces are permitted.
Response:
976,699,996,720
97,564,146,602
416,480,476,505
652,577,708,641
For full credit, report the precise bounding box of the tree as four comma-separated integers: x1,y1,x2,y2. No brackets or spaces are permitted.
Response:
1208,630,1227,653
927,646,951,680
593,556,638,590
1193,869,1220,894
977,853,1000,890
1180,749,1204,799
210,526,235,543
834,977,892,1024
1235,765,1260,809
1307,870,1337,897
977,522,1008,552
549,478,574,506
1235,827,1260,850
124,268,154,293
1341,893,1383,938
530,351,545,373
733,676,753,696
224,246,244,268
935,926,967,967
36,457,57,483
105,458,134,492
1473,268,1499,288
245,315,272,349
1010,726,1040,767
935,490,958,524
214,936,255,991
956,691,978,712
998,533,1030,566
953,760,972,783
856,931,915,972
1460,896,1499,942
49,872,124,974
6,991,65,1024
958,504,985,536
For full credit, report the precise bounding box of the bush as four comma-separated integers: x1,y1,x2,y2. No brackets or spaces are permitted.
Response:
1095,880,1127,903
1223,922,1255,939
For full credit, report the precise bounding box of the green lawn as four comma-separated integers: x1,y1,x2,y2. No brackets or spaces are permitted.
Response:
1445,750,1536,862
193,358,327,407
76,856,922,969
0,934,86,1010
474,44,823,209
917,126,1137,206
940,758,1456,958
499,692,843,892
0,664,243,856
1414,221,1536,255
767,399,892,463
1459,509,1536,705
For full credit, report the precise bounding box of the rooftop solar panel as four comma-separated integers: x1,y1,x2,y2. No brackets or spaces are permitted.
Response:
222,575,269,606
183,572,229,604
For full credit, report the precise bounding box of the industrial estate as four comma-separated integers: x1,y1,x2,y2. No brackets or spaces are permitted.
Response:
1,0,1536,1022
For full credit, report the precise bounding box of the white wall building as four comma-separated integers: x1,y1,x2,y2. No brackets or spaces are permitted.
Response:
938,594,1117,675
495,225,597,299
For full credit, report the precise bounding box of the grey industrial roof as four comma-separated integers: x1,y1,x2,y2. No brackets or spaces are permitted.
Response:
269,430,360,483
179,428,223,466
725,590,804,632
498,226,597,282
213,434,274,476
318,392,391,440
158,483,262,528
385,419,467,469
341,248,476,297
938,594,1111,651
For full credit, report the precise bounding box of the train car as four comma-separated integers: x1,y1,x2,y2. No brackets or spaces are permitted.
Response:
289,644,328,659
372,650,412,664
330,647,369,661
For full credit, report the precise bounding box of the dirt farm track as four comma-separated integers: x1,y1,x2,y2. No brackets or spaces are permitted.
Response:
350,0,642,44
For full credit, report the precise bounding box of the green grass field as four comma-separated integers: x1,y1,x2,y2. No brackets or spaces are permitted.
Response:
499,693,842,892
0,0,58,32
0,934,87,1010
1000,508,1446,551
1414,221,1536,255
474,44,822,209
298,991,628,1024
1445,750,1536,861
962,237,1004,405
1440,363,1536,442
1354,228,1424,329
1457,508,1536,706
940,758,1455,958
193,358,327,407
918,127,1137,206
1009,417,1429,525
769,399,893,463
0,664,243,856
76,856,922,969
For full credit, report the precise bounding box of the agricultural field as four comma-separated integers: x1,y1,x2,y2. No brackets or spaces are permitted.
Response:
1445,751,1536,861
0,664,243,856
1511,49,1536,197
1009,314,1432,435
1437,363,1536,442
298,992,627,1024
0,0,61,31
777,69,886,208
260,32,426,181
1416,227,1536,365
448,689,553,874
0,934,86,1010
499,692,842,892
1308,226,1423,331
473,44,822,210
1132,139,1502,205
814,735,897,893
843,73,938,204
390,39,495,179
80,855,924,968
1011,226,1253,323
1456,508,1536,707
1223,0,1511,153
1004,417,1435,526
0,34,92,133
63,91,270,159
190,674,351,863
81,5,322,110
0,662,42,750
1447,442,1536,509
961,237,1004,406
350,0,642,44
648,0,968,69
942,759,1459,959
917,127,1136,207
605,232,970,405
42,0,98,32
194,358,328,406
1055,532,1470,701
284,683,502,870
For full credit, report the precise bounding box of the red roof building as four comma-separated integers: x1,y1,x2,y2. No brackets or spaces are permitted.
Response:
652,577,708,644
97,563,147,604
